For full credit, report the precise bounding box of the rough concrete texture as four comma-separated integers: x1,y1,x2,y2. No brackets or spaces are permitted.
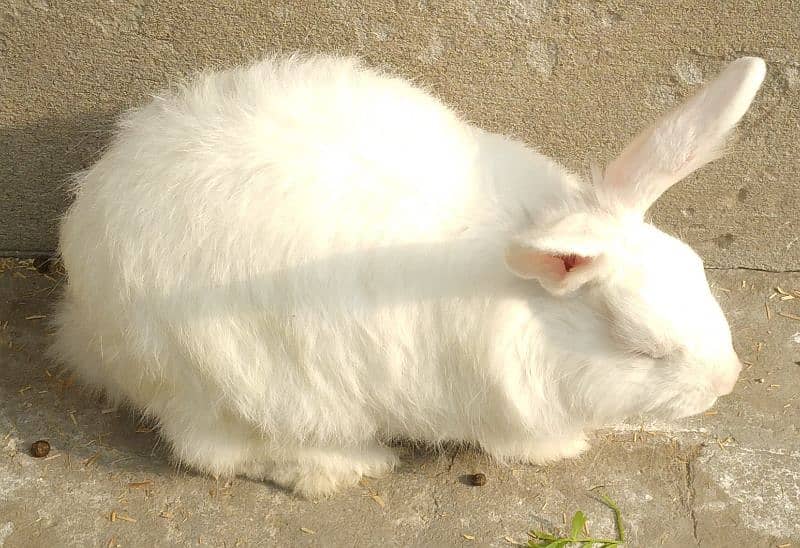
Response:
0,1,799,268
1,259,799,547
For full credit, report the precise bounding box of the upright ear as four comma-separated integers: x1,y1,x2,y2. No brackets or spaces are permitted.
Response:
599,57,766,213
505,212,614,295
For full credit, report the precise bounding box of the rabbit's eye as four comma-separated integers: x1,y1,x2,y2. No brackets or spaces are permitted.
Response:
630,347,672,361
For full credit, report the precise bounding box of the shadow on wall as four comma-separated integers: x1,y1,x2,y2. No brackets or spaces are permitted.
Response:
0,110,121,255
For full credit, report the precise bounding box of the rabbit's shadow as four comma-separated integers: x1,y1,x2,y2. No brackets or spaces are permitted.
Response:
0,110,120,253
0,108,177,476
0,259,176,477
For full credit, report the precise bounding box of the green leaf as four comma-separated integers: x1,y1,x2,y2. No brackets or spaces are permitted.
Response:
570,510,587,538
527,539,557,548
527,541,556,548
590,489,625,543
543,541,569,548
530,531,557,541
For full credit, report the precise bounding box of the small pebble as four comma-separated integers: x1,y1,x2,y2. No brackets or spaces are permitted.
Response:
754,378,765,383
30,440,51,458
468,472,487,486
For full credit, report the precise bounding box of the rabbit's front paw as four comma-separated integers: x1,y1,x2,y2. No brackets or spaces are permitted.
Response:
482,433,588,465
265,444,398,498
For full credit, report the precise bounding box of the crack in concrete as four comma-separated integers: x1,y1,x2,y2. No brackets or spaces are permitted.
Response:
430,490,443,522
705,266,800,274
446,447,459,472
681,443,707,545
685,458,700,544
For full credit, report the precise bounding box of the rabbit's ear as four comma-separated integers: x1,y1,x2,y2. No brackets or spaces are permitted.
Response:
600,57,766,213
505,213,613,295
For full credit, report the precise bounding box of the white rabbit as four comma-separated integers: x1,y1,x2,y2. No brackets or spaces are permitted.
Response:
51,54,765,497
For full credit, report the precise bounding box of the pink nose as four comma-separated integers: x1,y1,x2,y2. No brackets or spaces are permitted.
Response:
712,359,742,396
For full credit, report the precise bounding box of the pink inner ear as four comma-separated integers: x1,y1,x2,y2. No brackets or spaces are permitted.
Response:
539,253,591,283
506,245,594,284
563,254,590,272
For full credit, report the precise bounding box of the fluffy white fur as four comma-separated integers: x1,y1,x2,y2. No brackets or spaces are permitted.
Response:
51,55,765,497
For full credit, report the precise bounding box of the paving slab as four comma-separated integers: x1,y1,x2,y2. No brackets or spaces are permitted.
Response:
0,259,798,547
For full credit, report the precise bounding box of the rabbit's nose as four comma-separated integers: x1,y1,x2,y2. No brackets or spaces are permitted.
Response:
712,358,742,396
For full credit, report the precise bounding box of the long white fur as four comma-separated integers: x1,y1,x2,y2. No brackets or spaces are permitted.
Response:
51,54,764,497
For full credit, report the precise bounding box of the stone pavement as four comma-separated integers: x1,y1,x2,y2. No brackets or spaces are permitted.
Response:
0,258,798,547
0,260,800,547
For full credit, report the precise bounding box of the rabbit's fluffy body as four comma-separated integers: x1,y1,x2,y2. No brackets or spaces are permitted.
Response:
53,55,764,496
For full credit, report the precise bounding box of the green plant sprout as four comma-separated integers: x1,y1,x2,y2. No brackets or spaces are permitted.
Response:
527,491,625,548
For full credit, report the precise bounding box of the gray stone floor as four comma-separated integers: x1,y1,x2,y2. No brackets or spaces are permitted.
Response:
0,258,798,547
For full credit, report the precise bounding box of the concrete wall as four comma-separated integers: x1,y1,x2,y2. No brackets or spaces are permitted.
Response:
1,1,797,269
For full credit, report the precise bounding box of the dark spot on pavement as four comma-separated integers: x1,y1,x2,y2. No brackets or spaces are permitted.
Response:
713,233,735,249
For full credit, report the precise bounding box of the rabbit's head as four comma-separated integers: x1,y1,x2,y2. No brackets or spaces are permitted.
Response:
505,58,766,421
